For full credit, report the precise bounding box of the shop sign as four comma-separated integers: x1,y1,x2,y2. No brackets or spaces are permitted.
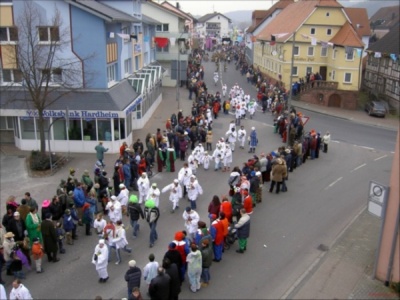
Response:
25,109,119,119
125,97,143,115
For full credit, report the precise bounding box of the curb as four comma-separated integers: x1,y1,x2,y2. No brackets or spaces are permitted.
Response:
280,205,367,299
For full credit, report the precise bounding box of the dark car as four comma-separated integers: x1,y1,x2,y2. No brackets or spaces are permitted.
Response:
364,101,386,118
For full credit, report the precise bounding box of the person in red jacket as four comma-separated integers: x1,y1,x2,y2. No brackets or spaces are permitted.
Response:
220,196,232,224
242,189,253,215
172,231,189,282
210,214,224,262
120,142,128,157
212,101,221,119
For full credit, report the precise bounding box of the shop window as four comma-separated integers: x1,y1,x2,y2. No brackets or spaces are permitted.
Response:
68,119,82,140
53,119,67,140
126,113,132,136
113,118,126,141
97,119,112,141
20,118,35,139
82,119,96,141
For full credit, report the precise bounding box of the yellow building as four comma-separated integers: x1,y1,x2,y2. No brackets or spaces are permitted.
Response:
254,0,367,109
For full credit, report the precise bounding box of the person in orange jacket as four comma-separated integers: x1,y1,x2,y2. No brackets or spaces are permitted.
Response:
242,189,253,215
220,196,233,224
210,214,224,262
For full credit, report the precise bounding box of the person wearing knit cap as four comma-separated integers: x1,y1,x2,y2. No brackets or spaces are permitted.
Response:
163,241,184,282
127,195,144,239
92,239,109,283
124,260,141,299
162,179,183,213
144,200,160,248
171,231,190,282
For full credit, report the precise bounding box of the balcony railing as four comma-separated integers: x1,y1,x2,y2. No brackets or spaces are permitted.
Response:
298,80,338,93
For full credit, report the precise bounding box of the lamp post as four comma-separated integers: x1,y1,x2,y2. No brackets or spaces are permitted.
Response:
287,31,296,146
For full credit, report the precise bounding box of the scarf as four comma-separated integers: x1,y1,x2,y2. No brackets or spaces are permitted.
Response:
29,212,39,224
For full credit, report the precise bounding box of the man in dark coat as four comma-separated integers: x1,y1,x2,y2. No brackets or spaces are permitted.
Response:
234,209,251,254
124,260,141,300
162,258,181,300
7,212,26,242
149,267,171,300
163,242,182,276
41,213,59,262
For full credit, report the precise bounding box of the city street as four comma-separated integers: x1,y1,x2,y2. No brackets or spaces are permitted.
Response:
0,55,397,299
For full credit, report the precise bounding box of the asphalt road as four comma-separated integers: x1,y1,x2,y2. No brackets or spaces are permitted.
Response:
0,56,396,299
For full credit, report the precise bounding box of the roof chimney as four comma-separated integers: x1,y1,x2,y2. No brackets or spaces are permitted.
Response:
176,2,180,9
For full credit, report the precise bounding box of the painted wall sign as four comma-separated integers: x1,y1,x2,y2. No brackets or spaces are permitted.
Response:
25,110,119,119
125,97,143,115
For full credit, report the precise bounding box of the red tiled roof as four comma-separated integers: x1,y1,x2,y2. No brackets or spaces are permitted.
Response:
344,7,371,37
329,21,364,47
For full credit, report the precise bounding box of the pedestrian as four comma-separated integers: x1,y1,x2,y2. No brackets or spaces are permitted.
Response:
82,203,93,236
92,239,109,283
144,200,160,248
105,196,122,224
31,237,44,273
93,213,107,238
127,195,144,239
63,209,77,245
110,220,132,264
162,257,181,300
237,125,246,149
178,163,192,199
41,213,59,263
23,192,38,211
143,253,159,289
220,196,233,224
3,232,16,276
137,172,150,205
9,279,32,300
7,212,26,242
202,151,212,170
162,179,183,213
207,196,221,224
164,242,183,282
242,189,253,215
124,260,141,300
200,238,213,287
225,127,237,152
186,243,202,293
248,127,258,153
234,208,251,253
206,130,213,151
131,287,143,300
148,267,171,300
322,131,331,153
269,158,287,194
210,214,224,262
0,284,5,300
16,199,30,223
182,207,200,241
222,144,233,172
25,207,42,247
95,141,109,167
212,144,224,171
147,183,161,208
81,170,94,194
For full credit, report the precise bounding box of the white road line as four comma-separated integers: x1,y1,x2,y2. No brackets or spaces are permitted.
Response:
325,177,343,189
351,163,366,172
374,155,387,161
331,140,340,143
359,146,374,150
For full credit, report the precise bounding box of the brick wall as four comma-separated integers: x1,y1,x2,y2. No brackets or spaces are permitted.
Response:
300,89,359,110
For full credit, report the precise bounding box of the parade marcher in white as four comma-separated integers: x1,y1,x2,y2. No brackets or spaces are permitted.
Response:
178,163,192,199
186,175,203,210
206,108,212,123
193,143,204,165
117,183,129,215
0,284,6,300
187,152,198,175
137,173,150,205
111,220,132,264
92,239,109,283
202,151,212,170
105,196,122,224
223,144,233,172
146,183,161,208
93,213,107,237
212,143,224,171
162,179,183,213
213,71,219,86
9,279,32,300
225,127,237,152
235,104,242,126
247,99,257,119
222,83,227,97
237,125,247,149
182,207,200,241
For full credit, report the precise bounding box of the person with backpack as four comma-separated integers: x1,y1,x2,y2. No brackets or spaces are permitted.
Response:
144,200,160,248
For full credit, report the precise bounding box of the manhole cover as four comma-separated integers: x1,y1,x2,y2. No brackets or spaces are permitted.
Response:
317,244,329,252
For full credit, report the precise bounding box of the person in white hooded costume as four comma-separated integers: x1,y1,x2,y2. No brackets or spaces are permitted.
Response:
162,179,183,213
137,172,150,205
92,239,109,283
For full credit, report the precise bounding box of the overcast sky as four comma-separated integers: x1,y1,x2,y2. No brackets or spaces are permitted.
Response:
164,0,276,16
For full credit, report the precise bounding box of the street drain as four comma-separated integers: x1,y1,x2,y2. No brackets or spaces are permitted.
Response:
317,244,329,252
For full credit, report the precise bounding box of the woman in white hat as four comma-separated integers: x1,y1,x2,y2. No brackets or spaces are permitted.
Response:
92,239,109,283
161,179,183,213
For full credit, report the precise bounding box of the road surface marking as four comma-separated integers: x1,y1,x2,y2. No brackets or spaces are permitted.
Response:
359,146,374,150
331,140,340,143
374,155,387,161
351,163,366,172
325,177,343,189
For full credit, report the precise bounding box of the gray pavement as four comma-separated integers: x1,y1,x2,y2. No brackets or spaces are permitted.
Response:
0,84,399,299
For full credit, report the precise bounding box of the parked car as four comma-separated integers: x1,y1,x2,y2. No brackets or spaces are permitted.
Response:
364,101,386,118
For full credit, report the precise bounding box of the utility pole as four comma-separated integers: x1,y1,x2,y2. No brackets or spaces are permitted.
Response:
287,31,296,146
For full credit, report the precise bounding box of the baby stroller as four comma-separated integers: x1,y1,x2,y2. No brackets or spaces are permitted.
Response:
224,223,238,250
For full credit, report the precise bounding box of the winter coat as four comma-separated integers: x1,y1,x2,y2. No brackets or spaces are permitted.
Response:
210,220,224,245
95,144,108,160
149,273,171,300
128,203,144,221
41,219,58,253
73,187,85,208
63,213,78,232
8,219,26,242
249,130,258,147
235,213,251,239
200,245,213,268
271,163,287,182
164,263,181,299
186,250,202,273
112,226,129,249
144,207,160,224
164,249,182,272
125,266,142,289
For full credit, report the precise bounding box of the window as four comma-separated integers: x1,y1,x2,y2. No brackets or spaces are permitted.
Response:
331,70,335,80
332,49,337,59
346,49,354,60
82,119,96,141
107,64,117,83
68,119,82,140
156,44,169,53
310,28,315,35
1,69,23,83
121,27,130,43
326,12,330,17
306,67,312,74
40,68,62,83
113,118,126,141
0,116,14,130
308,47,314,56
97,119,112,141
327,28,332,35
0,27,18,42
124,58,132,76
344,72,352,83
321,47,328,57
38,26,60,42
293,46,299,56
20,118,35,139
292,66,298,76
53,119,67,140
156,24,169,32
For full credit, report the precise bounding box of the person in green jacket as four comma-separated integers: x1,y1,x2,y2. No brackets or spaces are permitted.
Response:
95,142,109,167
25,207,43,246
200,238,213,287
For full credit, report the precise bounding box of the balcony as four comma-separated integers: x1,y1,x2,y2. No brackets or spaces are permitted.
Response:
299,81,339,92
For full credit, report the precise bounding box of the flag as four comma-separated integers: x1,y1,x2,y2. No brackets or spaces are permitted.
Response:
108,32,115,38
320,41,328,48
301,34,309,39
272,33,289,38
390,53,398,61
311,37,317,46
117,33,130,39
169,37,176,46
327,42,334,47
374,52,381,58
143,35,150,42
154,37,169,48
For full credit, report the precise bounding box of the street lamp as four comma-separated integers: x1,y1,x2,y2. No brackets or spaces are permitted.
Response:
287,31,296,146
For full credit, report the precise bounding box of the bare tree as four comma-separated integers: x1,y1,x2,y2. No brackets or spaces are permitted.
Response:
5,1,94,155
